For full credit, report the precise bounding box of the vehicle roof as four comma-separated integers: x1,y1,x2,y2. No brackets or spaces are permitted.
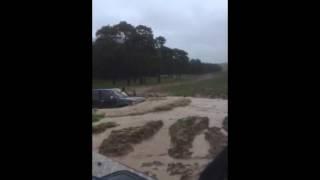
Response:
93,89,113,91
93,88,121,91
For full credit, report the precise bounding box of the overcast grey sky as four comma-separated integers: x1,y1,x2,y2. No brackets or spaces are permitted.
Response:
93,0,227,63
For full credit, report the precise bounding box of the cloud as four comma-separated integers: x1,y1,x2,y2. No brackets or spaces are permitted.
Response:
93,0,227,63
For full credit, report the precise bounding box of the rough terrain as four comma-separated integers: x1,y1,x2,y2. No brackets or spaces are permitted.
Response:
93,97,228,180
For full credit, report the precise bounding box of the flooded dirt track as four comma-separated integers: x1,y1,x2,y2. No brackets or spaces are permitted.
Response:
93,97,228,180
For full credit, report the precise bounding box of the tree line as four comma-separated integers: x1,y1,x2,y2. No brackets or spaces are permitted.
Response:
92,21,222,85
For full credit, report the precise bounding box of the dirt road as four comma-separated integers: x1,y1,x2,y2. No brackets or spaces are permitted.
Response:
93,97,228,180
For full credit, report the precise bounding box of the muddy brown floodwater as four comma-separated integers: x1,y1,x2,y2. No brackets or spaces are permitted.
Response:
93,96,228,180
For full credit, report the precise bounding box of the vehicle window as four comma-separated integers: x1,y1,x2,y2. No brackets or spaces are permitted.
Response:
101,90,113,99
113,90,127,98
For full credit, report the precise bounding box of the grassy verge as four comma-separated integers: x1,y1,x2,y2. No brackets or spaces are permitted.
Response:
153,98,191,111
205,127,228,158
92,109,105,123
223,116,228,132
99,121,163,156
159,72,227,99
92,122,119,134
168,116,209,159
92,75,203,89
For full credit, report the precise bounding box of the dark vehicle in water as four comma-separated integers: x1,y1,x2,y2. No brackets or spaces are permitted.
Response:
93,89,145,108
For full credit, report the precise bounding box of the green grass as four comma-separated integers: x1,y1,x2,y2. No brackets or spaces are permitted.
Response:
223,116,228,131
92,75,200,89
159,72,227,99
92,72,227,99
92,110,105,123
92,122,118,134
153,98,191,111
